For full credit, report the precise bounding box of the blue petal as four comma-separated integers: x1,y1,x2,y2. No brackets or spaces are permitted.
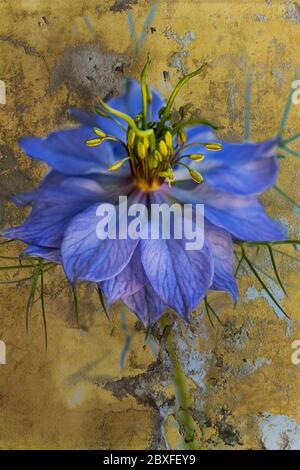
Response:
10,171,67,206
61,192,145,283
101,246,147,303
202,156,278,195
105,79,165,122
140,235,213,318
70,79,165,141
2,176,116,247
175,135,279,195
23,245,61,263
185,128,277,165
12,170,132,205
123,283,166,326
205,220,238,300
140,191,213,317
19,125,121,175
164,183,286,242
69,107,126,142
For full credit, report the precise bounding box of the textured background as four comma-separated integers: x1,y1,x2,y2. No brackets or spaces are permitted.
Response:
0,0,300,450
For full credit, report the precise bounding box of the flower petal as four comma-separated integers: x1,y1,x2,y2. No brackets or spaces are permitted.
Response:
61,192,145,283
205,220,238,299
165,183,286,242
106,79,165,122
175,136,279,195
2,176,114,247
70,79,165,141
123,283,166,326
19,125,120,176
202,156,278,195
69,107,126,142
101,246,147,303
139,190,213,319
23,245,62,264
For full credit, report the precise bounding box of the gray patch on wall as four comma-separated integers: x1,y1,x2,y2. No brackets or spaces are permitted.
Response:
110,0,138,12
163,27,196,75
283,1,300,23
49,43,131,101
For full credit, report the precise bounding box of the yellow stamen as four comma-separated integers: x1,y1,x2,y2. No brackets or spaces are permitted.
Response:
85,138,103,147
189,168,203,183
159,140,168,157
204,142,222,151
143,136,150,150
154,150,163,162
128,129,136,147
164,130,173,148
137,141,147,159
93,128,106,138
177,130,187,145
108,156,131,171
190,153,205,161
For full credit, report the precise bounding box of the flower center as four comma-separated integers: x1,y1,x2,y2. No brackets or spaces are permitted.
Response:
85,56,222,187
135,177,161,192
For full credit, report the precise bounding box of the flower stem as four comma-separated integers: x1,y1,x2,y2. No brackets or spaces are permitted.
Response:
160,316,200,450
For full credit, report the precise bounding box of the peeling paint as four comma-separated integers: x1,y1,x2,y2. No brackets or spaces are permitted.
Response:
259,413,300,450
283,1,300,24
163,27,196,75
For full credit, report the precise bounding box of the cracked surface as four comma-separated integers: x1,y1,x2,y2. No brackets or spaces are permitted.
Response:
0,0,300,450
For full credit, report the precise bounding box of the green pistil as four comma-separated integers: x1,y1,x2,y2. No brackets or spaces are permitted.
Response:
86,59,221,188
159,63,208,128
141,53,151,129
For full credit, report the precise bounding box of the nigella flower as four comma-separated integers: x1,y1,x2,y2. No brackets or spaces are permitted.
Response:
3,60,285,326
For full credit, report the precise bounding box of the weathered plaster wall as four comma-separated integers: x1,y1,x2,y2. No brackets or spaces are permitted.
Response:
0,0,300,449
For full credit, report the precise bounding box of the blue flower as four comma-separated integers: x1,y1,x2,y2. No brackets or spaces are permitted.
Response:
3,77,285,326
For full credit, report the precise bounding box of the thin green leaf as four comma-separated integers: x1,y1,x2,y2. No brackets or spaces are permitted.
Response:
0,264,36,271
276,154,286,160
282,146,300,159
252,262,281,286
0,239,15,246
39,260,48,350
273,185,300,209
26,270,39,334
236,240,300,247
244,71,252,140
204,296,224,326
282,132,300,145
204,296,215,329
273,248,300,263
71,285,79,327
278,94,292,137
97,286,110,322
267,245,288,296
234,252,245,277
0,275,32,285
242,248,289,319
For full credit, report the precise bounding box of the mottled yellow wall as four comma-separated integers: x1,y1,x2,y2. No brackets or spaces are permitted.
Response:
0,0,300,450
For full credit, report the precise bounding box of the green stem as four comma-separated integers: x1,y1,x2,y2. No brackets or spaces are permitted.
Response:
160,316,200,450
281,132,300,145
